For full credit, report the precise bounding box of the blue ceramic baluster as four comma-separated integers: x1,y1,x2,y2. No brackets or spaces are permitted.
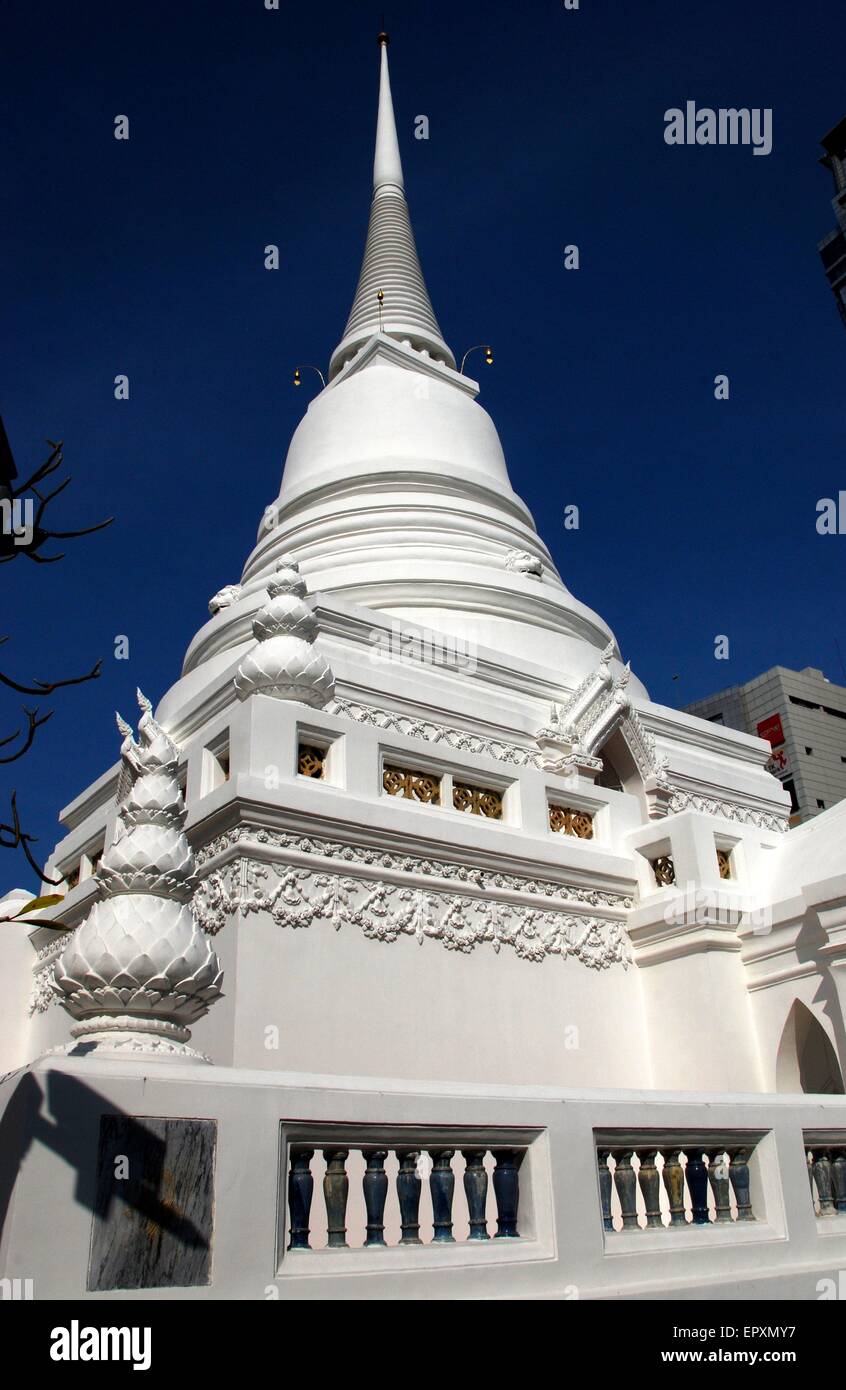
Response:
363,1150,388,1246
492,1148,523,1238
812,1149,835,1216
396,1150,422,1244
661,1149,687,1225
685,1149,710,1224
832,1150,846,1214
462,1149,490,1240
287,1148,314,1250
637,1149,663,1227
728,1147,755,1221
597,1148,614,1231
612,1150,639,1230
707,1150,732,1222
323,1148,349,1247
430,1149,455,1243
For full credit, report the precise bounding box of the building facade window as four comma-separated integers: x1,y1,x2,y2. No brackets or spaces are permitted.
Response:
383,765,441,804
549,805,594,839
298,745,326,779
651,855,676,887
452,782,503,819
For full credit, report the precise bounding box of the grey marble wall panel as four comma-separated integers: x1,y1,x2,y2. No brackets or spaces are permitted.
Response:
88,1115,216,1291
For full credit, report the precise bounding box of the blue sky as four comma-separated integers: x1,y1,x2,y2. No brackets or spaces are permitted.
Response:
2,0,844,886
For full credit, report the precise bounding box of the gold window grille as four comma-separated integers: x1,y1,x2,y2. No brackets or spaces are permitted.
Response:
383,764,441,804
298,744,327,779
716,849,732,880
651,855,676,887
549,805,594,839
452,781,503,819
65,865,80,890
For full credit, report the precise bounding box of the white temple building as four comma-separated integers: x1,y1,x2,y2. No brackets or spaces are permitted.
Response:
1,37,846,1301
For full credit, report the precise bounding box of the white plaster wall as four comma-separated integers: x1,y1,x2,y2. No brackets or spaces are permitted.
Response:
224,907,651,1088
635,947,764,1092
0,909,36,1074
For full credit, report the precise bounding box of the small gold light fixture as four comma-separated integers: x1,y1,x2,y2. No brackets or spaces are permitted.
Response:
292,364,326,391
459,344,494,375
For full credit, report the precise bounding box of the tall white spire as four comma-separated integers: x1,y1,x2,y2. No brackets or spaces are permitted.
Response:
373,38,404,191
329,34,455,379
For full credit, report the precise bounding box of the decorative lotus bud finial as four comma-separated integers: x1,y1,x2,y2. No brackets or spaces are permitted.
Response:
52,696,223,1060
234,555,335,707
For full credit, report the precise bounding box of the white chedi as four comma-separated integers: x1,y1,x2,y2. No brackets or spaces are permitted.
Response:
235,555,334,706
52,690,223,1059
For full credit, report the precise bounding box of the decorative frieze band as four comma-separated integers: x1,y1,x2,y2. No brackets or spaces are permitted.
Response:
193,858,632,971
329,697,538,766
666,789,788,833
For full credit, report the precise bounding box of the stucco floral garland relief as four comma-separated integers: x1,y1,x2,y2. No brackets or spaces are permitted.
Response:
192,829,632,971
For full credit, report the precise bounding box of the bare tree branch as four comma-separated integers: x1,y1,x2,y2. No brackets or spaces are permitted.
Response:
0,637,102,694
0,423,111,883
0,707,52,764
0,791,63,884
0,436,113,564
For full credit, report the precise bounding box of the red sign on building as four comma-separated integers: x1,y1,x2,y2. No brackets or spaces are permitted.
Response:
757,713,785,748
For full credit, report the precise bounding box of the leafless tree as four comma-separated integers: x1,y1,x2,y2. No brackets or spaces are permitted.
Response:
0,417,113,886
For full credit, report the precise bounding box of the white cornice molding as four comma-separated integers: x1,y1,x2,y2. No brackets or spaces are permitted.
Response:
187,789,637,904
641,705,771,766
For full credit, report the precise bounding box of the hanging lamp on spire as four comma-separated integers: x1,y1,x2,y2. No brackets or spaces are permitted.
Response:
328,35,455,379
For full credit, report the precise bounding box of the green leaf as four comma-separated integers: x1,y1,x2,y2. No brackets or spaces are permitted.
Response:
0,916,72,932
10,893,65,918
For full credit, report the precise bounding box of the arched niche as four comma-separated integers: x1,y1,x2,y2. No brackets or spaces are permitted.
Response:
776,1000,845,1095
594,727,643,799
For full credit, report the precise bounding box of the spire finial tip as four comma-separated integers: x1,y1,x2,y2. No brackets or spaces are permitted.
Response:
377,31,389,46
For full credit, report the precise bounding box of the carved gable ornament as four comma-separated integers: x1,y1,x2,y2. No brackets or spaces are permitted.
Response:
535,643,673,817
